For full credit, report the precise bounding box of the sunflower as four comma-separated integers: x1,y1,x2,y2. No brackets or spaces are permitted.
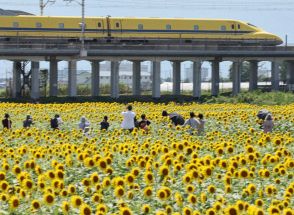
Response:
9,196,20,210
31,200,41,210
142,204,150,214
224,205,239,215
144,171,154,184
125,173,135,185
71,195,83,208
80,203,91,215
188,194,197,204
143,187,153,198
43,193,54,206
119,207,133,215
157,188,166,201
114,186,125,198
92,193,102,203
0,171,5,180
159,165,169,177
90,172,99,184
239,168,249,178
96,204,108,213
208,185,216,194
182,207,193,215
68,184,76,194
206,208,217,215
61,201,70,214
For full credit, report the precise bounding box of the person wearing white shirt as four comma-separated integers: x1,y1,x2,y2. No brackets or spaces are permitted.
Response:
121,105,136,132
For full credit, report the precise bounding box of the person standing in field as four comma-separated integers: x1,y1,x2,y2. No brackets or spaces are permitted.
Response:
2,113,12,129
263,114,274,133
121,105,136,132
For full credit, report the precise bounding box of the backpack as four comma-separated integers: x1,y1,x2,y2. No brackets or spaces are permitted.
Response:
50,118,58,129
176,115,185,126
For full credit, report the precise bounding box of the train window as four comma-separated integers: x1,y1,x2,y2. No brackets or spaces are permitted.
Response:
13,22,19,28
138,24,143,30
59,23,64,29
220,25,226,31
98,22,102,28
231,24,235,29
166,24,171,30
194,25,199,31
36,22,42,28
116,22,120,28
238,24,241,29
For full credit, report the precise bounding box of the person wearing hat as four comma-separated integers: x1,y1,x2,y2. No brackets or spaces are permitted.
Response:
2,113,12,129
23,115,34,128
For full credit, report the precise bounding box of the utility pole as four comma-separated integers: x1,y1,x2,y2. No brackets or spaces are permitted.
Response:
64,0,87,57
40,0,56,16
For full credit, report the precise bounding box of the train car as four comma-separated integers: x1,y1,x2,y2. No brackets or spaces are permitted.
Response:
0,15,283,45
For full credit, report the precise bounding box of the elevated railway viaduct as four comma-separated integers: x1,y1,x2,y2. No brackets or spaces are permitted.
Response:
1,42,294,99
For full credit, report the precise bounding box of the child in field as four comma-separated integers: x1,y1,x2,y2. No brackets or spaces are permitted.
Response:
2,113,12,129
197,113,205,135
23,115,34,128
100,116,110,131
79,116,90,133
138,114,151,132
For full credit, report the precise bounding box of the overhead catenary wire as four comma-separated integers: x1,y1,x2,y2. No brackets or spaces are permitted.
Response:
1,0,294,11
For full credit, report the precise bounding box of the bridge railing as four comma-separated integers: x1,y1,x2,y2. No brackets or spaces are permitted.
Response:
0,41,293,51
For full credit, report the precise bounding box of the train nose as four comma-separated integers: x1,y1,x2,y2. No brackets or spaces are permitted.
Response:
274,35,283,45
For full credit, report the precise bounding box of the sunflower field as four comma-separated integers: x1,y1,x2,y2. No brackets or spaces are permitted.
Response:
0,102,293,215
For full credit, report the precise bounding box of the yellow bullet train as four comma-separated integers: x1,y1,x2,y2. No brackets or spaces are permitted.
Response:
0,16,283,45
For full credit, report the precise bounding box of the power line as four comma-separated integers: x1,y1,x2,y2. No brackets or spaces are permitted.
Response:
1,0,294,11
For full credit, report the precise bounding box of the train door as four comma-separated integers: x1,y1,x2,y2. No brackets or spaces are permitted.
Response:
106,16,111,39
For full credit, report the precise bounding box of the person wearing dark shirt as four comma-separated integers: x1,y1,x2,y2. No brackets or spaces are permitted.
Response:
162,110,185,126
100,116,110,131
23,115,34,128
2,113,12,129
50,114,60,130
138,114,151,131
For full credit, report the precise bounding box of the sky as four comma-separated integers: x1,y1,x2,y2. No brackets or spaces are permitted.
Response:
0,0,293,79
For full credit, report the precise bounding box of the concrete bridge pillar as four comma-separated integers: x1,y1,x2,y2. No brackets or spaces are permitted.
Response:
111,61,119,98
271,61,280,91
249,61,258,91
232,61,242,96
31,62,40,99
132,61,141,96
91,60,100,97
12,61,22,98
49,57,58,97
211,60,220,96
68,61,77,97
192,61,201,98
172,61,181,95
152,61,161,98
287,61,294,90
